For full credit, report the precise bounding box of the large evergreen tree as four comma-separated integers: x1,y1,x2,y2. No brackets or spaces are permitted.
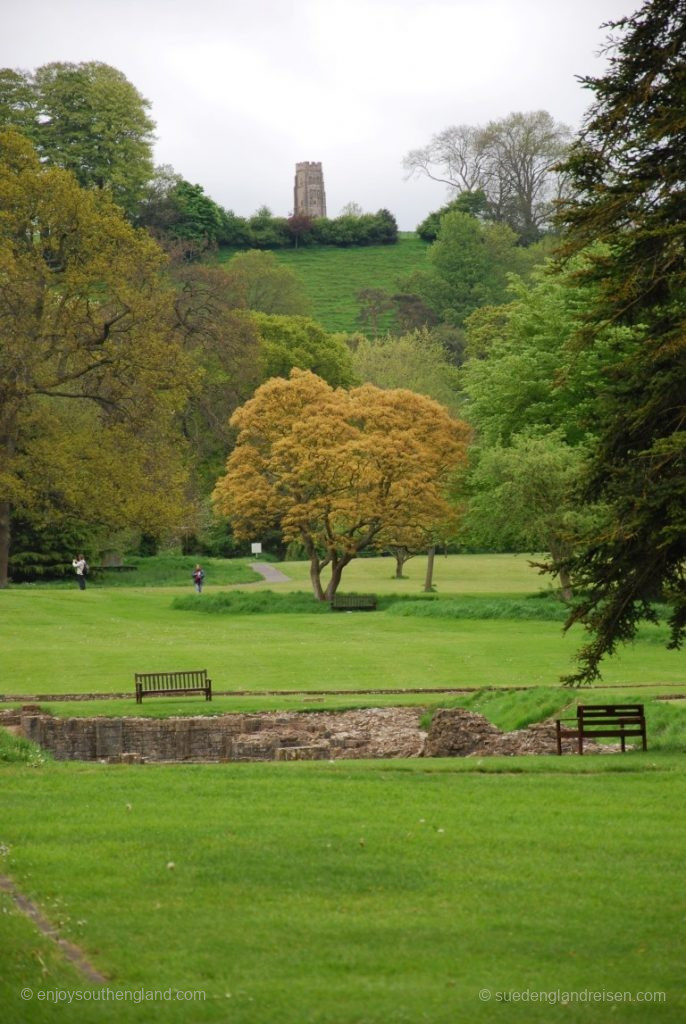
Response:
554,0,686,682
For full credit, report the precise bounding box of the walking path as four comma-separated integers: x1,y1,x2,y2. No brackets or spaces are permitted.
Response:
250,562,292,583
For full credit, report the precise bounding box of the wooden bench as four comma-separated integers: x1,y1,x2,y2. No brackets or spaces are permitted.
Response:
555,704,647,755
135,670,212,704
330,593,377,611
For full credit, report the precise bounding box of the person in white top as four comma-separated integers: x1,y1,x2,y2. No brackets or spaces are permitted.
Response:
72,554,87,591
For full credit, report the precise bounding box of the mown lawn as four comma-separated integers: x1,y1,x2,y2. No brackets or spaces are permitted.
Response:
2,552,684,1023
1,588,684,698
216,234,430,335
1,555,683,698
1,757,684,1023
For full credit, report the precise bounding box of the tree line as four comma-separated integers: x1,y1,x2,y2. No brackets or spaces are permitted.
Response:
0,63,397,255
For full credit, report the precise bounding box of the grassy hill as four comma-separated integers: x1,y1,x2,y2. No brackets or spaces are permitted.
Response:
216,233,430,335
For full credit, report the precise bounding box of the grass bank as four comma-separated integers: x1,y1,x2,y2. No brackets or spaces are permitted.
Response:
216,234,430,335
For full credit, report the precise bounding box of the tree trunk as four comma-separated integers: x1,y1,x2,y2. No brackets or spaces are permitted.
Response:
390,546,413,578
0,500,10,589
557,564,573,603
395,553,405,579
324,554,353,601
309,552,326,601
550,539,573,602
424,546,436,592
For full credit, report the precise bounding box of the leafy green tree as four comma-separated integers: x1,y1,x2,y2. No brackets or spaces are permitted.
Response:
458,263,621,596
135,164,183,240
0,62,155,216
0,69,36,137
460,267,603,446
222,250,311,316
368,209,398,244
413,211,520,326
551,0,686,682
248,206,290,248
351,329,460,413
8,515,102,582
416,190,489,241
170,264,261,491
464,434,592,599
218,209,253,247
0,130,195,587
252,313,355,388
311,210,398,247
167,180,226,251
135,169,228,255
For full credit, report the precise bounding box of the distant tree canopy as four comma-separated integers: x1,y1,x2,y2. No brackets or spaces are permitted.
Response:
458,261,615,595
0,130,195,587
219,207,398,249
407,211,521,327
416,190,490,241
0,62,155,216
220,250,311,316
251,313,355,388
213,369,469,600
405,111,570,244
351,329,460,413
550,0,686,683
136,168,228,253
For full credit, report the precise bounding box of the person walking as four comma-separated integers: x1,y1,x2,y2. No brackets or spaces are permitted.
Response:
72,554,88,591
192,564,205,594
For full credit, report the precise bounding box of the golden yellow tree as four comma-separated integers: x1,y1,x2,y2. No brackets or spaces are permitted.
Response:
213,369,469,599
0,130,196,585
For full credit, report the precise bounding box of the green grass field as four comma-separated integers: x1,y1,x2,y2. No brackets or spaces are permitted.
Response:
216,234,430,335
1,758,684,1023
2,555,684,700
1,552,684,1022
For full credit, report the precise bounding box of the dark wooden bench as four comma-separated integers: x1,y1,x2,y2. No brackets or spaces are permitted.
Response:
330,593,377,611
555,704,647,755
135,670,212,704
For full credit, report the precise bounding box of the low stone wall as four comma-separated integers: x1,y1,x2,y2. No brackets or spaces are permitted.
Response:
8,705,612,763
19,708,426,763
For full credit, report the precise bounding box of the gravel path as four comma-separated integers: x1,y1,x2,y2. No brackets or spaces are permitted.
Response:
250,562,292,583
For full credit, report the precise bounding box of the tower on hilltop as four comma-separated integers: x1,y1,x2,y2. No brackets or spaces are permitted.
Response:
293,161,327,218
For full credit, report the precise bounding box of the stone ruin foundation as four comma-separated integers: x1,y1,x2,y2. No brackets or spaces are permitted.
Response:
1,706,616,763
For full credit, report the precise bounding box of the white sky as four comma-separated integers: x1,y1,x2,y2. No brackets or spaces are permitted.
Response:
2,0,639,229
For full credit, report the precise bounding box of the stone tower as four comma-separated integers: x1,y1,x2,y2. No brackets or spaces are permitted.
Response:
293,161,327,218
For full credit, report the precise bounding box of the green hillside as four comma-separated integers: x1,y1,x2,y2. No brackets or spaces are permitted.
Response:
217,233,430,335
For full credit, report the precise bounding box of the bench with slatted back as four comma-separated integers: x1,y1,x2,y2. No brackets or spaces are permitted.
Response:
330,593,377,611
555,704,647,755
135,670,212,704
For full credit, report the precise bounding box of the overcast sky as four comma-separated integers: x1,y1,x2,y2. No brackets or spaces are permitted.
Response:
3,0,640,229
